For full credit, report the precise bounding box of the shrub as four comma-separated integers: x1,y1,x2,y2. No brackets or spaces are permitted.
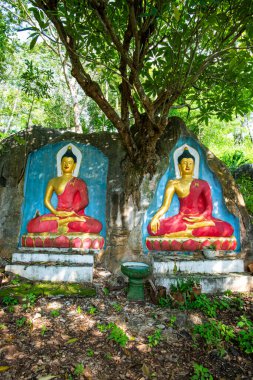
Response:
148,328,162,347
107,323,129,347
97,322,129,348
221,150,249,172
193,320,235,352
235,175,253,215
236,316,253,354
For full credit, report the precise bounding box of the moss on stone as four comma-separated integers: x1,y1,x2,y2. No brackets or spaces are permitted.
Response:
0,282,96,300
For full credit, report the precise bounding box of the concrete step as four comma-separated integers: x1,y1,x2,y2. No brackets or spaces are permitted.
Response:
153,258,244,274
154,273,253,294
5,262,93,282
12,252,93,264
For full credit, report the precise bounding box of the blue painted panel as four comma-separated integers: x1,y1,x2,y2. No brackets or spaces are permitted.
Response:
142,136,240,252
19,141,108,245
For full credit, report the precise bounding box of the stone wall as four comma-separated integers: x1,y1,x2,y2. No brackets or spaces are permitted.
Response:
0,122,252,271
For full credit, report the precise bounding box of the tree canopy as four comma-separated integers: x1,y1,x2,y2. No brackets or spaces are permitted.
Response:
3,0,253,182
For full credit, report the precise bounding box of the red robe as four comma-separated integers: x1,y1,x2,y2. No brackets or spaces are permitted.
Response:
147,179,234,237
27,177,102,234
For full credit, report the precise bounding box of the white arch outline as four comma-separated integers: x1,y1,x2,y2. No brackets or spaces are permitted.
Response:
56,143,82,177
173,144,199,178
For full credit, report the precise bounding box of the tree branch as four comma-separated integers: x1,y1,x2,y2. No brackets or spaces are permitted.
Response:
33,0,138,160
89,0,154,119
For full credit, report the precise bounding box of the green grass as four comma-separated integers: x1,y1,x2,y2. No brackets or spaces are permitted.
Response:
0,282,96,300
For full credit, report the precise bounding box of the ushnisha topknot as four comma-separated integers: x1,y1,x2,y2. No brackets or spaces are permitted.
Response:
178,147,195,164
61,146,77,163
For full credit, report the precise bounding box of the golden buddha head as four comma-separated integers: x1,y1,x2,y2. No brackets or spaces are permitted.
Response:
61,146,77,174
178,147,195,176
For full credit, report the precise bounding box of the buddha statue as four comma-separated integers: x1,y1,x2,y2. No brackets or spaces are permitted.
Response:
146,147,237,251
22,146,104,249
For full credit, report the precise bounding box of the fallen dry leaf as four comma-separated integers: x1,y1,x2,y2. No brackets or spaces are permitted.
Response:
66,338,79,344
0,366,10,372
142,363,150,378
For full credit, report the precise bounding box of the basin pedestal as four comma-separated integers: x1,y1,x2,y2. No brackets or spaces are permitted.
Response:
127,277,146,302
121,262,151,302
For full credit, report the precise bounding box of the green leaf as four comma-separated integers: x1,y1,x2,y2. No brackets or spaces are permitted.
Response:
29,7,46,29
0,366,10,372
173,6,180,21
14,136,26,145
30,34,39,50
246,23,253,39
142,363,151,377
66,338,78,344
17,27,37,32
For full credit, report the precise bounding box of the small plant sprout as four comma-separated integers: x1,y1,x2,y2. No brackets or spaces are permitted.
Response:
2,296,18,306
2,296,18,312
22,293,37,310
168,316,177,328
86,348,94,357
236,316,253,354
158,296,172,308
97,323,108,333
103,287,110,296
191,363,213,380
50,309,60,317
27,319,33,329
107,323,129,348
10,275,21,285
74,363,85,376
148,328,162,348
41,325,47,336
112,303,123,312
16,317,27,327
76,305,82,314
173,261,178,274
88,306,97,315
104,352,113,360
193,320,235,355
97,322,129,347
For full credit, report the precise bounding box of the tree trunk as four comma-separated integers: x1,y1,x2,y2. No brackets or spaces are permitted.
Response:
121,116,185,202
61,57,83,134
6,95,19,132
246,113,253,144
27,95,35,128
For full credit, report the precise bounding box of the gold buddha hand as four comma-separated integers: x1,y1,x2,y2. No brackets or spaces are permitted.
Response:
150,216,160,234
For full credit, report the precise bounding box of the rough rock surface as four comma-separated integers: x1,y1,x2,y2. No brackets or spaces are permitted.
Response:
234,163,253,180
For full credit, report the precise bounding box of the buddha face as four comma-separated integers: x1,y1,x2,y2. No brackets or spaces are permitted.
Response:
178,158,194,176
61,157,76,174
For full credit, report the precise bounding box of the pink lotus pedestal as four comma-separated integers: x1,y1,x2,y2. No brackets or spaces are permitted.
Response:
146,236,237,252
22,233,104,250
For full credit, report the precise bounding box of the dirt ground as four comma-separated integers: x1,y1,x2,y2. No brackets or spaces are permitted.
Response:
0,267,252,380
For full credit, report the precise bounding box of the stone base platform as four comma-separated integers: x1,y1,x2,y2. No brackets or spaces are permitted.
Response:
5,250,95,282
21,233,104,250
153,257,244,274
146,236,237,251
152,255,252,293
155,273,253,294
